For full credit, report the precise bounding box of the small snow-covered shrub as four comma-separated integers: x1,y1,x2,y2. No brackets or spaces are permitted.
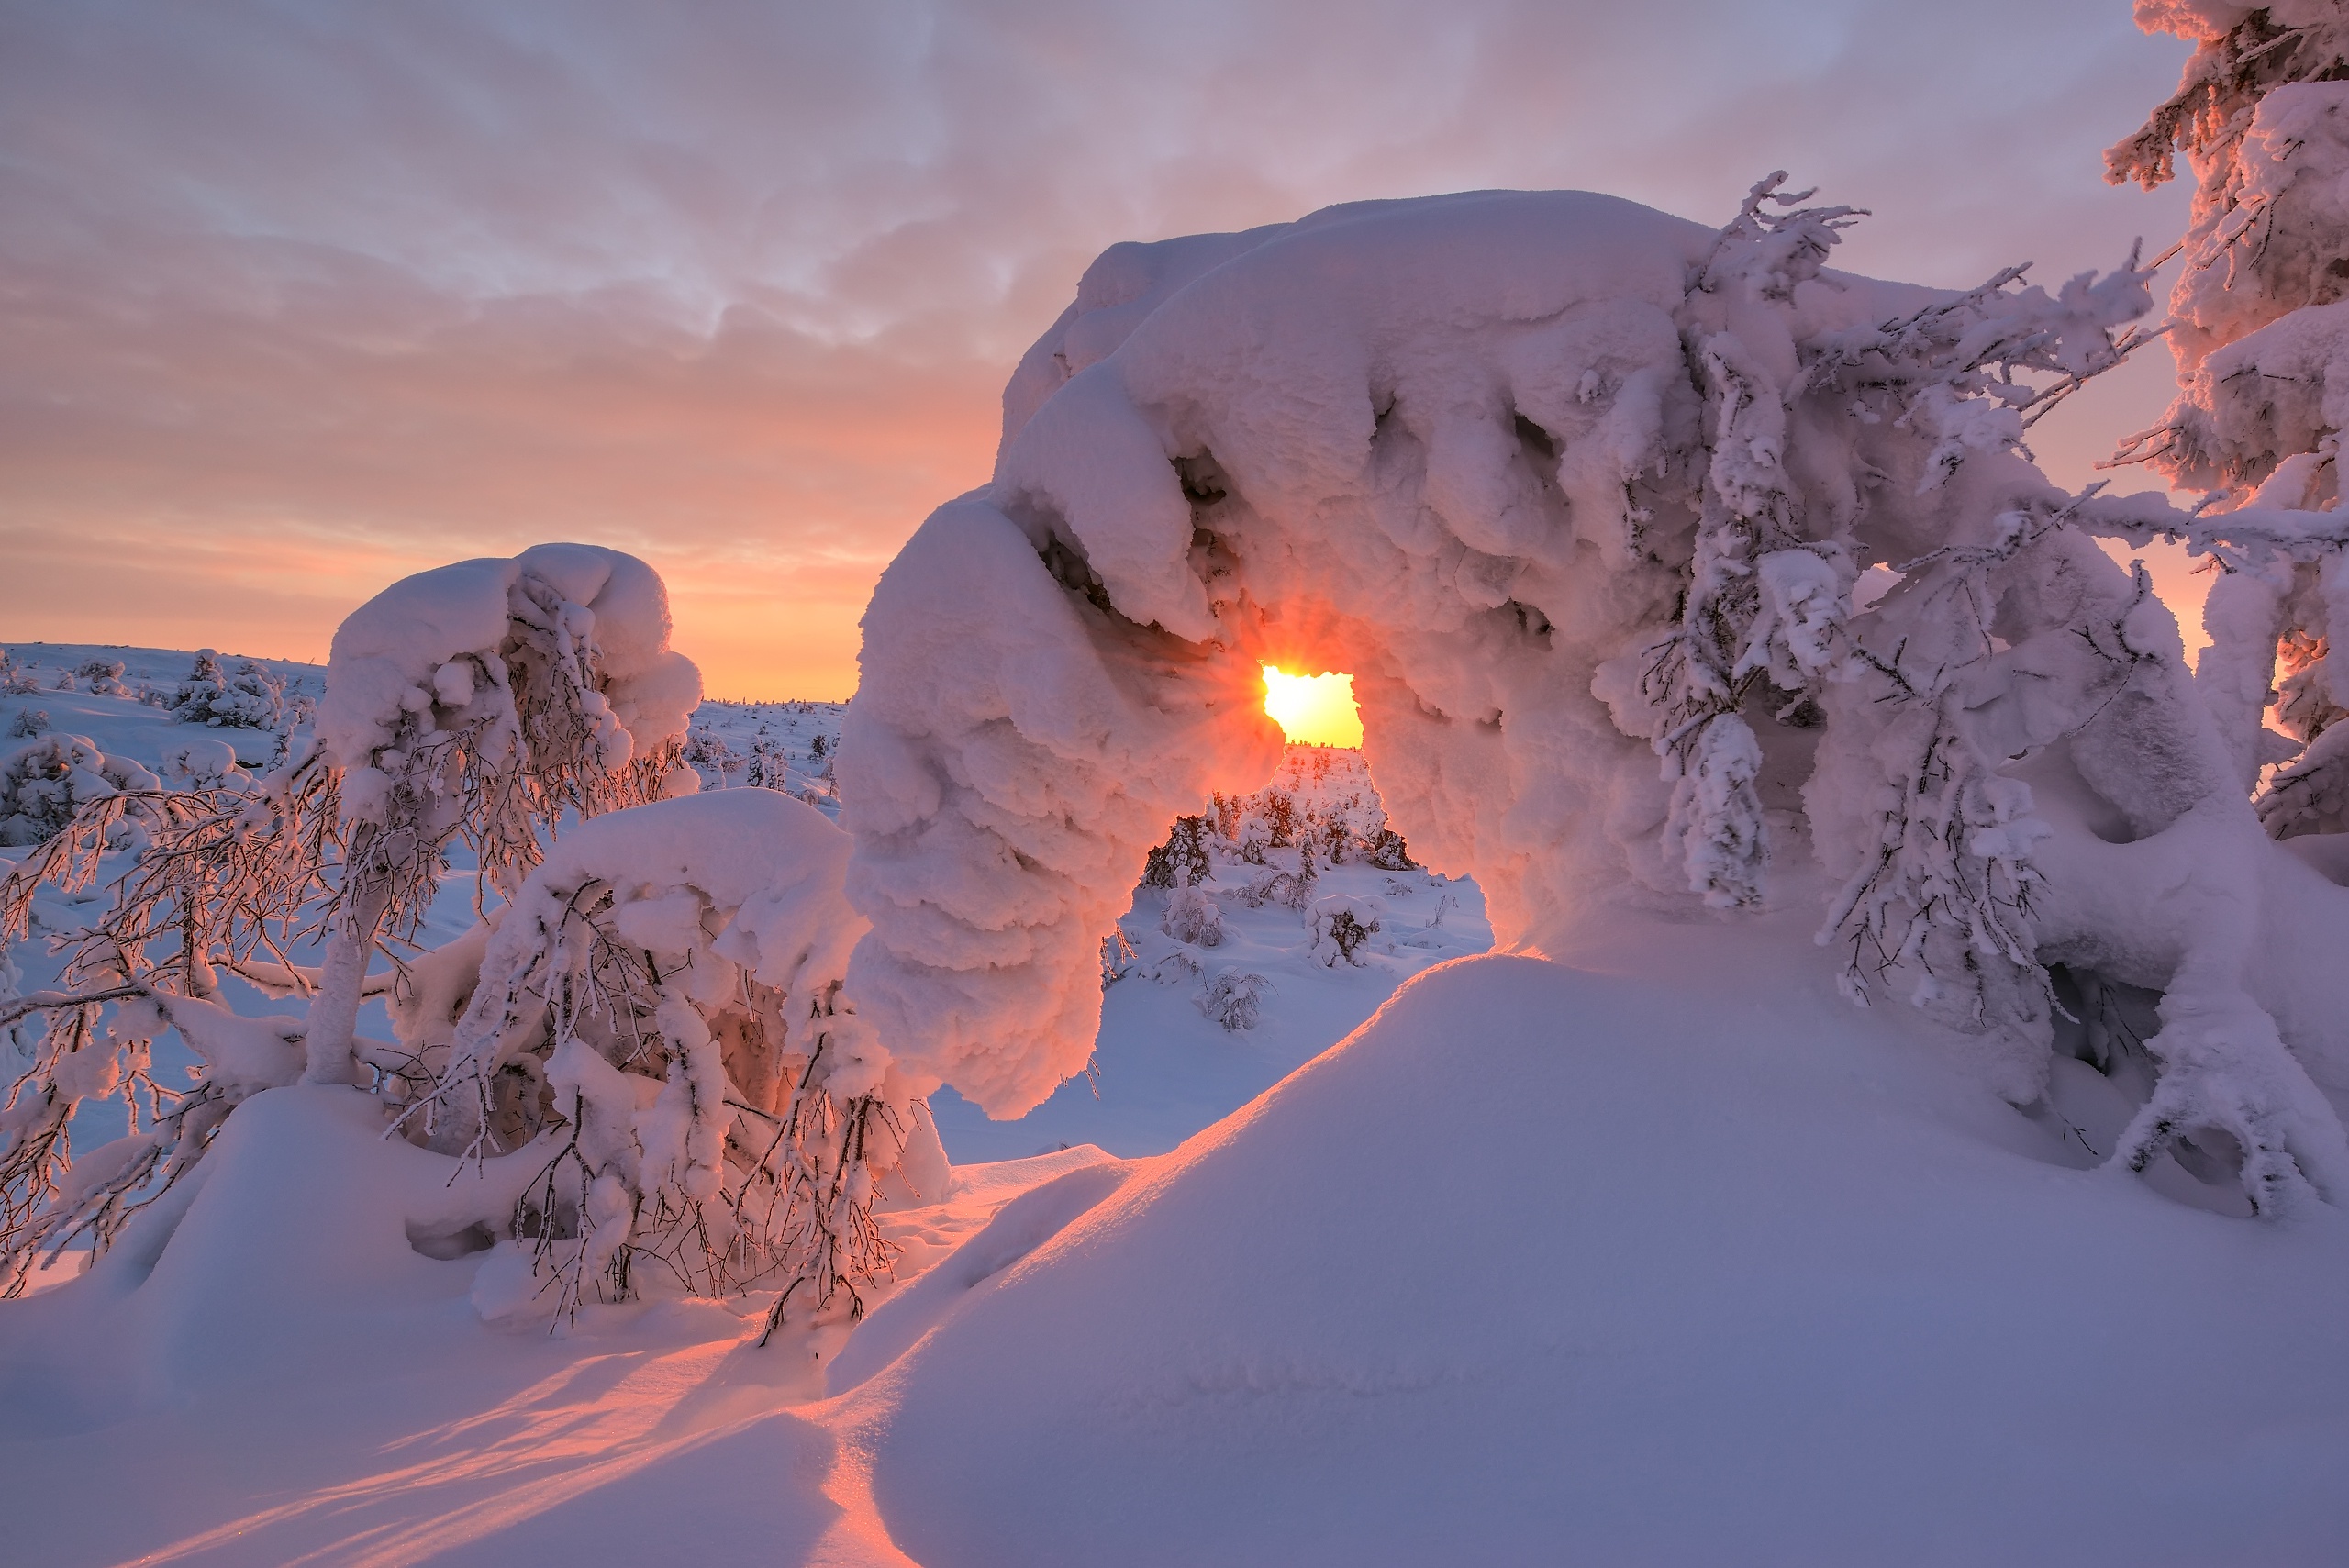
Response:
1141,815,1213,889
1099,929,1139,988
1363,827,1415,871
72,659,125,696
7,710,48,740
1306,895,1381,967
1281,842,1319,912
684,728,739,787
1149,949,1203,985
1160,874,1223,948
169,651,285,729
0,735,158,846
1196,968,1271,1032
0,653,36,696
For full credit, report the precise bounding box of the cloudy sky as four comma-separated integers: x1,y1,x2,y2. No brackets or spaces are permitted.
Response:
2,0,2195,696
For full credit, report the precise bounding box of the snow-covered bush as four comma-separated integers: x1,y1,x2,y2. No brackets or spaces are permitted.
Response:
0,734,158,846
72,659,126,696
6,710,48,740
409,790,941,1326
169,650,286,729
1141,815,1213,888
1362,827,1415,871
1149,949,1203,985
1196,968,1271,1032
837,171,2349,1216
1305,895,1381,967
1160,873,1224,948
0,652,36,696
684,727,740,787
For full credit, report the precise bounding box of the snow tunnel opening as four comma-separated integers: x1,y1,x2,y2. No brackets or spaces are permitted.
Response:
1260,664,1362,749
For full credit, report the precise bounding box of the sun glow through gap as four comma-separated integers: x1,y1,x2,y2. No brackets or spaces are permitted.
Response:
1261,665,1364,748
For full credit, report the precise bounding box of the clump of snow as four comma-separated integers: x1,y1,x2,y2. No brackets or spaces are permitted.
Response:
319,543,701,831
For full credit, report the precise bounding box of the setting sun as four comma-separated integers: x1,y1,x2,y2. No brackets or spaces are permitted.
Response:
1261,664,1364,748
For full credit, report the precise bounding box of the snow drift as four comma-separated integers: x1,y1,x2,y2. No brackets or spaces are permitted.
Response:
832,938,2349,1567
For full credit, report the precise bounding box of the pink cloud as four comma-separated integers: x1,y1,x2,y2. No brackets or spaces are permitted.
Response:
0,1,2198,695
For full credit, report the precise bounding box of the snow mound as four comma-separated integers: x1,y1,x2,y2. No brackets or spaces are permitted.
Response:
320,542,700,795
838,942,2349,1565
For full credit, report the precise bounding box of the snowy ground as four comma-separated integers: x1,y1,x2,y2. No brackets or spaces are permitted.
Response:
10,644,2349,1565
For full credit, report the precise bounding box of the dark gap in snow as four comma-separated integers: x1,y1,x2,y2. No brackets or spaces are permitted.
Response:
406,1219,495,1261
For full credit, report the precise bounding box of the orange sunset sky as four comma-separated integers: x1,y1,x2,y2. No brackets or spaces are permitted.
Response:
2,2,2200,699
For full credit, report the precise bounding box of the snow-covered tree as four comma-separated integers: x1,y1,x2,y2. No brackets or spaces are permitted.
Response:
407,789,942,1328
1195,967,1270,1032
299,544,705,1087
839,172,2349,1216
0,545,718,1294
1304,895,1380,967
169,650,287,730
2105,1,2349,829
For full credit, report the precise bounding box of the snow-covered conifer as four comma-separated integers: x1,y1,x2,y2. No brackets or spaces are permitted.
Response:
1141,815,1213,888
169,651,286,729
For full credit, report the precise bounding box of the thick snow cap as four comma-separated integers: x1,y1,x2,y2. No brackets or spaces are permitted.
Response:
318,543,701,795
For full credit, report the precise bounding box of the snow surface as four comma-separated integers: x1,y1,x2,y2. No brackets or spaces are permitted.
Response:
8,911,2349,1564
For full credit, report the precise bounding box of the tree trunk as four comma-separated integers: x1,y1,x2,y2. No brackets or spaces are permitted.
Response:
304,826,392,1085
